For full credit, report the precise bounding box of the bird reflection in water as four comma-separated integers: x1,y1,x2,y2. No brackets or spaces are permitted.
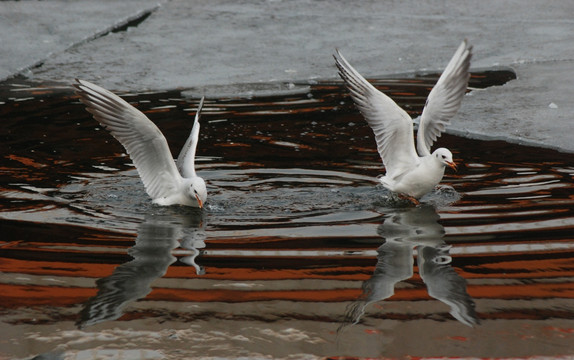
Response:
342,204,478,330
77,210,206,329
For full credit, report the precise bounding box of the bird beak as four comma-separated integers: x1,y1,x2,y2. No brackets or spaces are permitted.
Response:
195,194,203,209
447,161,458,172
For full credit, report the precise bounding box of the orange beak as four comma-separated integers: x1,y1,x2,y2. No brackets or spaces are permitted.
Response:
447,161,458,172
195,194,203,209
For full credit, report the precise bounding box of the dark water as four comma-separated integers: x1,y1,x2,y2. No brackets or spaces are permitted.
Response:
1,71,574,359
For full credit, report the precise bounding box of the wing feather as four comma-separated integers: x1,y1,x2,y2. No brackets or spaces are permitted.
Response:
334,50,419,178
417,40,473,155
176,97,204,178
74,79,182,200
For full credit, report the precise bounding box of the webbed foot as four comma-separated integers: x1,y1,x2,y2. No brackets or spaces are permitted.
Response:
398,193,420,206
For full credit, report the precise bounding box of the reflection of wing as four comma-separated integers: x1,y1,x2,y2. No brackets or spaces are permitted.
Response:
77,211,206,329
340,205,449,331
417,40,473,155
418,245,479,327
341,239,414,328
77,214,190,329
77,249,176,329
176,97,205,178
75,79,183,200
334,50,419,179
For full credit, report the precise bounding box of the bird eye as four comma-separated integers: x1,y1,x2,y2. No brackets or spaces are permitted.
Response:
441,155,446,159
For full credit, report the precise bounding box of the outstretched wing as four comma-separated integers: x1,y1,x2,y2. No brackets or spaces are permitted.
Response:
417,40,473,156
334,50,419,178
176,97,204,178
74,79,182,200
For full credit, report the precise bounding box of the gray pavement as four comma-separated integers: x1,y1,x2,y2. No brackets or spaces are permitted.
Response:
1,0,574,152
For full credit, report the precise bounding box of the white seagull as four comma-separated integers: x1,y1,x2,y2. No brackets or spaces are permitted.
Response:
334,40,472,204
74,79,207,208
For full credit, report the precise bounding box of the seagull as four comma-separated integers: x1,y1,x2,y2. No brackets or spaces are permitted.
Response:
334,40,472,204
74,79,207,208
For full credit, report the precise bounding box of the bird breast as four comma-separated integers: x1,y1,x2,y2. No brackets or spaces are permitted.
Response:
391,157,446,198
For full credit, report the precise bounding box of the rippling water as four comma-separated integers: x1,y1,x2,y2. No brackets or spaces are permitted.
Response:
1,72,573,359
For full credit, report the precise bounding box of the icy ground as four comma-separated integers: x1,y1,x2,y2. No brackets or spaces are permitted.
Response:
1,0,573,152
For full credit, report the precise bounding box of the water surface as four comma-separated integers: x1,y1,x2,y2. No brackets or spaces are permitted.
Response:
1,72,573,359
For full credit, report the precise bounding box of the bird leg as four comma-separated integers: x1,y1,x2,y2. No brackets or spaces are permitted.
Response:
398,193,420,206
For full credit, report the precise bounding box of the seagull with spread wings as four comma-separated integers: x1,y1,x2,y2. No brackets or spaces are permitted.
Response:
334,40,472,204
75,79,207,208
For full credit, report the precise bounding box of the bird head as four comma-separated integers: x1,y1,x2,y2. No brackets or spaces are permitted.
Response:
433,148,457,171
188,177,207,208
